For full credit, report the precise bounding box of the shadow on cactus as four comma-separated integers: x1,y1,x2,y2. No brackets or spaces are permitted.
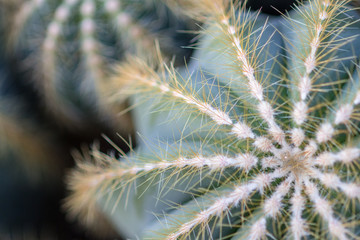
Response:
66,0,360,239
7,0,194,132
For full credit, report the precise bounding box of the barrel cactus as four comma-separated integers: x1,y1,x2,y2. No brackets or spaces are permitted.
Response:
66,0,360,239
7,0,193,132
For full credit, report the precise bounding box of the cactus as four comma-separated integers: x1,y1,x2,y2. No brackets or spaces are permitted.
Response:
0,51,69,236
66,0,360,239
6,0,194,132
1,23,62,181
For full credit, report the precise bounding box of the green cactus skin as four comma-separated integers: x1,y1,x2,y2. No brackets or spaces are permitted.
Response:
66,0,360,239
7,0,193,133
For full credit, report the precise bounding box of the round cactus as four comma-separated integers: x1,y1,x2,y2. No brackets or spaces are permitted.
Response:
7,0,194,132
66,0,360,239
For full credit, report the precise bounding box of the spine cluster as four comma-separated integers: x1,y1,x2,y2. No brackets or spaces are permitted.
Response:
64,0,360,239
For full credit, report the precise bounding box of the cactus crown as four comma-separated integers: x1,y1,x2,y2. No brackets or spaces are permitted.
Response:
66,0,360,239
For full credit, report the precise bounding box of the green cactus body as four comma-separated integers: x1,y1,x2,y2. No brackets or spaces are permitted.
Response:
8,0,192,132
66,0,360,239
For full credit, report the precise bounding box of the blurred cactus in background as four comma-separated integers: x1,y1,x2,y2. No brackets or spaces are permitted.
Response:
65,0,360,239
1,1,112,238
0,82,62,181
0,49,67,237
5,0,195,134
0,0,197,238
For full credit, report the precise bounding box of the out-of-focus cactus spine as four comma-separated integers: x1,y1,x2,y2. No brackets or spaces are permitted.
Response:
66,0,360,239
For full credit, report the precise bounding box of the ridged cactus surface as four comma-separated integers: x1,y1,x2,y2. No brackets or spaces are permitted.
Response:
7,0,193,131
66,0,360,239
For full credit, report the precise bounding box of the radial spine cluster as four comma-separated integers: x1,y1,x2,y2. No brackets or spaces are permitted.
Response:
66,0,360,239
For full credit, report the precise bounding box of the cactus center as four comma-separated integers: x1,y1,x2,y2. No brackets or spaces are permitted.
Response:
279,147,312,179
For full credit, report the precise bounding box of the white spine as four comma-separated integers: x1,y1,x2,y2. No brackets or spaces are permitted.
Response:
290,181,307,240
316,122,334,143
264,176,293,218
165,171,285,240
292,2,328,125
304,179,348,240
313,169,360,199
224,22,286,143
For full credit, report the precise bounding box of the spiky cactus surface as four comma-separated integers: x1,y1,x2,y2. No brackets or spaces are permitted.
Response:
7,0,193,131
67,0,360,239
